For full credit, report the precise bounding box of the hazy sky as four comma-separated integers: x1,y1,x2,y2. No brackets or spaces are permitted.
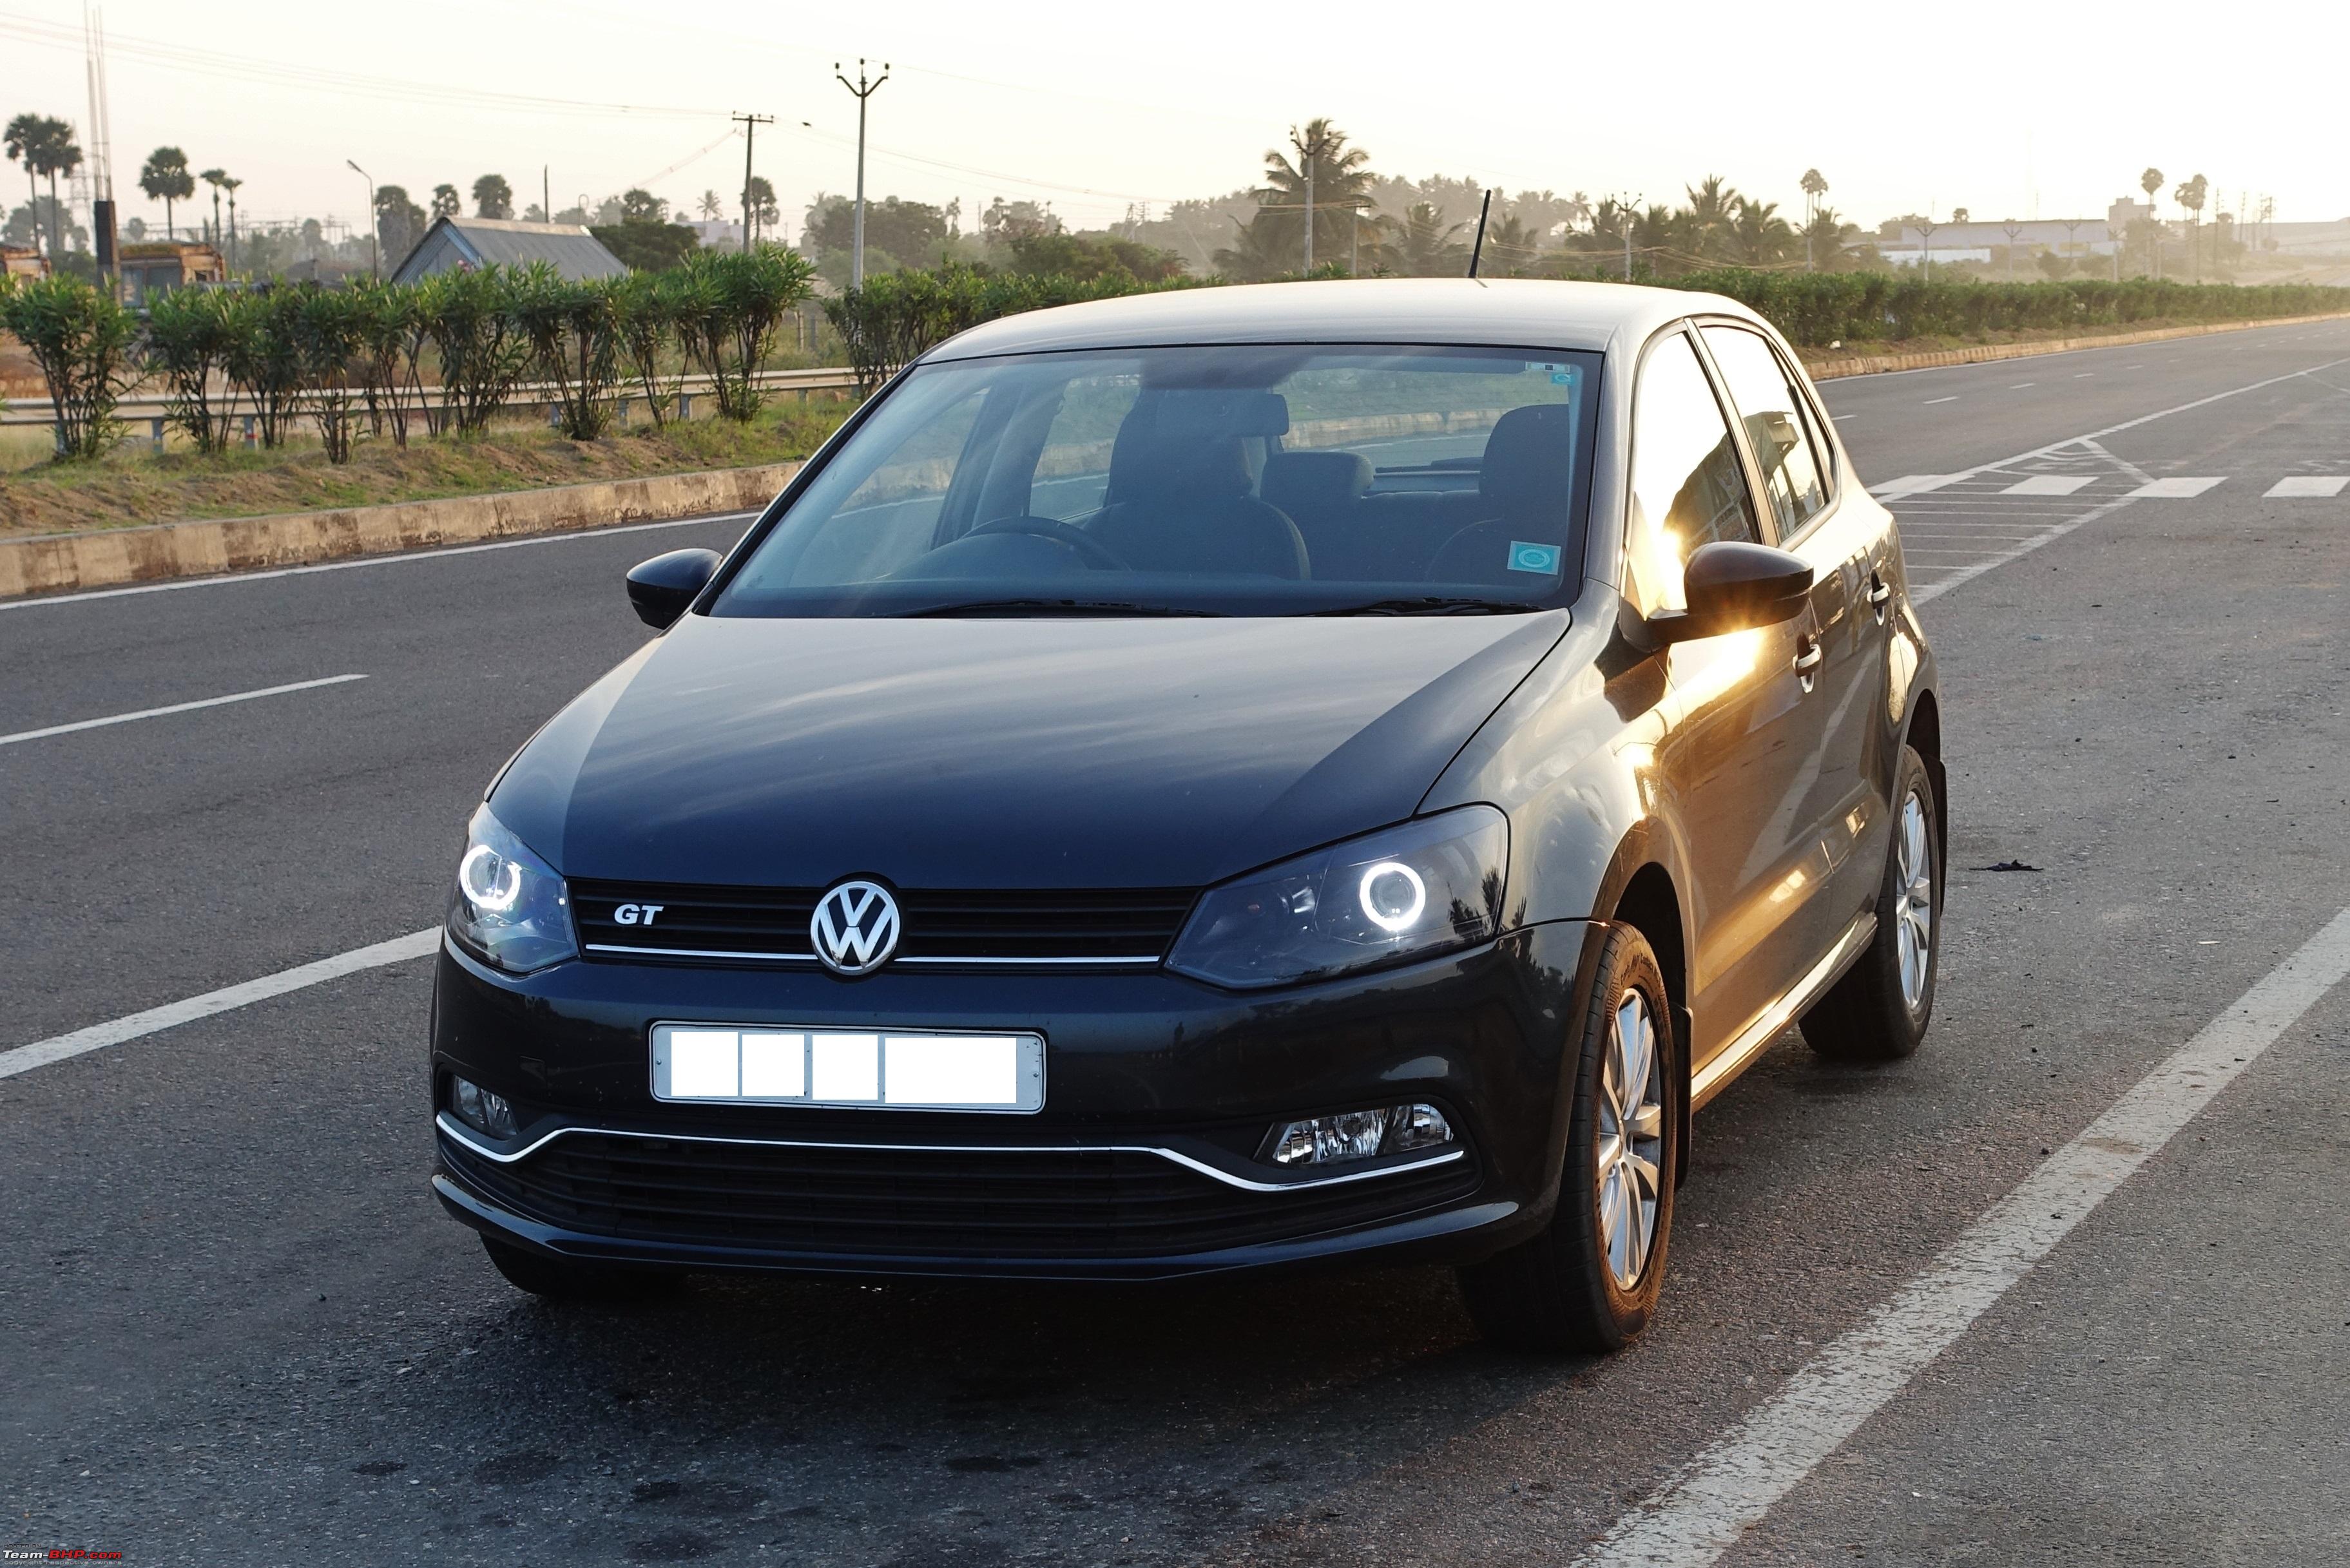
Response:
5,0,2335,239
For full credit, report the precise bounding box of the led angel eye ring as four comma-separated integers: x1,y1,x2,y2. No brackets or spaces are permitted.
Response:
1358,861,1427,933
459,844,524,913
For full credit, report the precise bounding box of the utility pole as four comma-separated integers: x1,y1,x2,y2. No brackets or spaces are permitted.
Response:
835,59,889,287
542,166,550,225
2002,220,2023,280
347,158,377,278
1302,157,1314,274
1917,219,1940,278
1621,193,1641,280
733,111,773,253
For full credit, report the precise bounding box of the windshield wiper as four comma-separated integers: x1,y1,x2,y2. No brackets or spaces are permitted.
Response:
896,598,1227,618
1313,597,1541,617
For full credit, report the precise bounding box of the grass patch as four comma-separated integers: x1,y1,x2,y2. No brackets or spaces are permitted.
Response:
0,397,851,539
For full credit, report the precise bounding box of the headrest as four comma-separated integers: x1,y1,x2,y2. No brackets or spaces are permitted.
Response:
1261,450,1372,513
1478,404,1578,513
1107,428,1255,502
1106,390,1289,503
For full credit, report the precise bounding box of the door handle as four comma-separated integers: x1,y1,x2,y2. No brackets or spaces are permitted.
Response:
1867,573,1894,622
1793,637,1824,689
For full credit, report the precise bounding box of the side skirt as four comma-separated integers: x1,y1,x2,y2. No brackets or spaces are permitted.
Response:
1689,912,1876,1111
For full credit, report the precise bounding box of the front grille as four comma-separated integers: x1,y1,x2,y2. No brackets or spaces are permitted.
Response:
442,1131,1478,1259
571,880,1196,968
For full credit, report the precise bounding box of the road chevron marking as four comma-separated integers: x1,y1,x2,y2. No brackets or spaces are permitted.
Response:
1575,904,2350,1568
0,928,441,1082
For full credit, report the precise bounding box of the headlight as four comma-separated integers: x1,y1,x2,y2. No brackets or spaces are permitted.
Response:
1166,806,1508,989
447,805,576,974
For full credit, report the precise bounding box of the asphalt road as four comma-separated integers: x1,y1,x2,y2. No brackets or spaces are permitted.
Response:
5,317,2349,1567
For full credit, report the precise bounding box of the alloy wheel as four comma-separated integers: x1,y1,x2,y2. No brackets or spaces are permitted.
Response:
1596,990,1665,1290
1895,790,1934,1011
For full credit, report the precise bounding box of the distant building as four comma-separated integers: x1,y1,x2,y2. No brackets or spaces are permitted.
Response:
390,216,630,283
119,241,224,304
1878,216,2123,268
686,218,744,250
2,242,48,280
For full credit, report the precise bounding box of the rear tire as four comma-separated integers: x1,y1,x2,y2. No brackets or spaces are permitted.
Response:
1800,745,1940,1061
481,1237,684,1303
1458,925,1678,1353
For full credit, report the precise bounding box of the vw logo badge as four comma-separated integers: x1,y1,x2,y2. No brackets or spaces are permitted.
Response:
811,879,901,976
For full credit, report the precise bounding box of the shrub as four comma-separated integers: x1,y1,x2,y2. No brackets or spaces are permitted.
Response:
674,246,816,421
143,285,243,454
222,287,311,448
295,286,372,463
613,269,686,428
0,273,141,460
513,269,624,440
419,265,533,435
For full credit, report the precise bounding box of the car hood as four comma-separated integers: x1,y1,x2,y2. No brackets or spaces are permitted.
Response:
492,610,1566,890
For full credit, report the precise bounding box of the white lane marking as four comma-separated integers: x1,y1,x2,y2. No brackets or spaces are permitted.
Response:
1909,492,2142,605
0,928,441,1082
2266,475,2349,497
2074,373,2095,378
0,674,369,748
0,510,765,613
2008,382,2036,389
1870,474,1967,499
1922,396,1959,405
1577,904,2350,1568
2128,476,2226,498
1999,475,2098,496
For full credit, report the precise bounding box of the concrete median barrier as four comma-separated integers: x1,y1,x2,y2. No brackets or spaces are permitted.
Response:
0,461,803,600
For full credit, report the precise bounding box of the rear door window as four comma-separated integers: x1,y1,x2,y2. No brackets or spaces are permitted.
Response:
1701,325,1831,537
1624,330,1758,617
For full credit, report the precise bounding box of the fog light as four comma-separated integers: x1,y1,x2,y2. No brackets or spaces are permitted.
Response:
1269,1102,1455,1167
450,1075,519,1139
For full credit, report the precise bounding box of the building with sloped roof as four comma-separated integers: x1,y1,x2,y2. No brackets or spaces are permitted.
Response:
389,216,630,283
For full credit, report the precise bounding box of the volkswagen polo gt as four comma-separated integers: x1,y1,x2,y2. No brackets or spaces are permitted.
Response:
430,279,1944,1351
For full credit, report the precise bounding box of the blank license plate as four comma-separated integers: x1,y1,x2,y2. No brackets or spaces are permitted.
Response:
650,1024,1045,1113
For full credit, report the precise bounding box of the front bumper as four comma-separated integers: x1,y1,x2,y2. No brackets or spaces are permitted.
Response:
430,919,1603,1281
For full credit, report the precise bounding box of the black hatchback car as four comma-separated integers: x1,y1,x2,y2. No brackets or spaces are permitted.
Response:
431,279,1943,1351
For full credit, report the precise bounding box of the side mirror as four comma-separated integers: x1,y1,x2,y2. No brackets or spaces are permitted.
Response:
626,548,722,629
1646,540,1813,645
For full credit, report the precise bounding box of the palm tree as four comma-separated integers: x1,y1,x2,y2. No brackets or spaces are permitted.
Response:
430,184,461,222
2140,167,2164,278
472,173,514,220
1801,206,1854,270
139,146,195,240
697,189,724,222
1385,202,1467,277
1683,175,1738,259
6,116,45,255
2174,173,2208,281
1253,117,1377,274
1728,197,1795,267
1211,210,1293,282
1800,168,1829,269
199,167,227,247
220,175,243,271
37,122,82,262
1483,211,1539,273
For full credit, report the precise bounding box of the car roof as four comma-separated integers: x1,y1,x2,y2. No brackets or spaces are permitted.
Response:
921,277,1762,363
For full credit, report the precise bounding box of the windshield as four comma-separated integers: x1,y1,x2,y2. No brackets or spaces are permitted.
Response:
711,343,1602,617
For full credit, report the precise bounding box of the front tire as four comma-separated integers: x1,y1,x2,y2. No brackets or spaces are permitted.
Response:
1800,744,1940,1061
1458,925,1678,1353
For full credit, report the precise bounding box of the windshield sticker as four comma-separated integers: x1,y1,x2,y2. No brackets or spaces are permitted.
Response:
1507,541,1563,575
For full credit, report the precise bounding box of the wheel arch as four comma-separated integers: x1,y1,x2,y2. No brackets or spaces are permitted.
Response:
1901,686,1949,874
1606,860,1693,1187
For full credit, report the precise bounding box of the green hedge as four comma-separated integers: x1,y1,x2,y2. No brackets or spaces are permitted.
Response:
1,246,816,464
820,263,2345,385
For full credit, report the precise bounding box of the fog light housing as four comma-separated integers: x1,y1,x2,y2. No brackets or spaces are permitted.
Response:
450,1075,519,1139
1268,1102,1454,1167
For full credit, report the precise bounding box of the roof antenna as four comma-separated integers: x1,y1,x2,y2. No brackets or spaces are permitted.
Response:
1467,189,1494,279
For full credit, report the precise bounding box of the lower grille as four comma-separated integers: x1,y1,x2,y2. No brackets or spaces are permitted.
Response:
443,1130,1477,1259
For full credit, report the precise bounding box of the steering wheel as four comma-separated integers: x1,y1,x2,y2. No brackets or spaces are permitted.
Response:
965,515,1132,571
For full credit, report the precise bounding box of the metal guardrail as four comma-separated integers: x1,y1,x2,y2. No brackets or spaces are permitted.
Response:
1,365,863,438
